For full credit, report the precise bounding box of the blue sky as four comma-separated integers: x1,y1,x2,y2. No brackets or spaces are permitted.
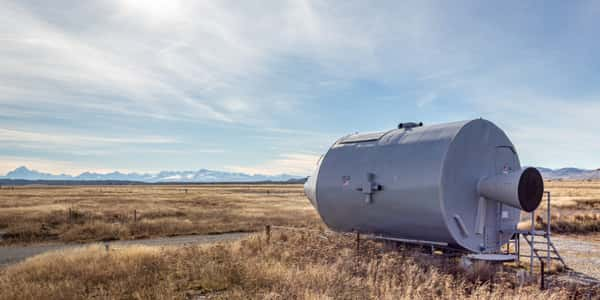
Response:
1,0,600,176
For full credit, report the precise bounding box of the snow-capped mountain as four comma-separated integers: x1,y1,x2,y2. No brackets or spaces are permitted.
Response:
4,166,598,183
1,166,302,183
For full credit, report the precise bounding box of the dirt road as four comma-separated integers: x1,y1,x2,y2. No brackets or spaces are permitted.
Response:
0,232,250,267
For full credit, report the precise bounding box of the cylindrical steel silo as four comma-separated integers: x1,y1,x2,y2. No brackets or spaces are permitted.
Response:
304,119,543,253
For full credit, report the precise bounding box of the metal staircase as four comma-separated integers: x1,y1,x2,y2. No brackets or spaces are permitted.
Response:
511,192,567,274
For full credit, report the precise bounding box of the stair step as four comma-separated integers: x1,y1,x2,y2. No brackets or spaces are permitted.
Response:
518,255,563,260
532,249,557,252
514,191,568,269
516,230,548,236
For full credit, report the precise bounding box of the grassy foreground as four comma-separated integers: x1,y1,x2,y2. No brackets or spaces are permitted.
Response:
0,231,596,300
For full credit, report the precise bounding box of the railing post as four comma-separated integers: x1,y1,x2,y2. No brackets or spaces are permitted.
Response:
540,260,545,290
546,192,551,266
530,210,535,275
516,233,520,265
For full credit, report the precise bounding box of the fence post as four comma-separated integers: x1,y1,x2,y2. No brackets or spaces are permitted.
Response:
134,210,137,223
68,208,72,223
540,261,545,290
355,231,360,253
265,225,271,244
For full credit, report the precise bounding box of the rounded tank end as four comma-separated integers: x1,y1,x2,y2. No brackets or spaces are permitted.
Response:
518,167,544,212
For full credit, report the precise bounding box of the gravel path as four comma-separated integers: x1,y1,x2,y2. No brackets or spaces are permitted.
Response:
515,234,600,285
0,232,251,267
552,235,600,281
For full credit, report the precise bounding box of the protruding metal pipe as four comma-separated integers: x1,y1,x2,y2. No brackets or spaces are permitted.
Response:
478,167,544,212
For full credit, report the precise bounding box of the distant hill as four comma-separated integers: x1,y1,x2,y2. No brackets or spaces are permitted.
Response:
1,166,304,183
535,167,600,180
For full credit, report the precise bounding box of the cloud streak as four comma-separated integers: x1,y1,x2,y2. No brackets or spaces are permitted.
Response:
0,128,176,145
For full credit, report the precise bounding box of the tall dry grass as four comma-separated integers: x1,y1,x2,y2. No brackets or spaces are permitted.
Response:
0,185,321,244
529,213,600,234
531,181,600,234
1,231,594,300
543,181,600,209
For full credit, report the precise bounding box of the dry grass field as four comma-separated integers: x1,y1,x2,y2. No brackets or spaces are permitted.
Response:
538,180,600,234
1,181,600,246
2,231,598,300
0,184,320,245
1,182,600,299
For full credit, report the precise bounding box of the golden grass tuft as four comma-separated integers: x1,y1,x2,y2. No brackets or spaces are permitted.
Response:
546,213,600,234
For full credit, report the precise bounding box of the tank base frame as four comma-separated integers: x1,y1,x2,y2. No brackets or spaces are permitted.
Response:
365,191,566,272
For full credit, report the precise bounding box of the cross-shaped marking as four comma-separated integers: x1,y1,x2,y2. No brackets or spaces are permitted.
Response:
356,172,382,204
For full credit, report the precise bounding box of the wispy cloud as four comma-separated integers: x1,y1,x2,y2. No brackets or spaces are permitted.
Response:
0,128,176,146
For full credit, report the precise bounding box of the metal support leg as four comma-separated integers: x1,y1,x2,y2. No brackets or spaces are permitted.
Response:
516,233,520,265
546,192,551,266
530,210,535,275
540,261,545,290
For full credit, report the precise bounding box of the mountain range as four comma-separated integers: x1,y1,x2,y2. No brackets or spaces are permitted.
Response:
1,166,303,183
2,166,599,183
536,167,600,181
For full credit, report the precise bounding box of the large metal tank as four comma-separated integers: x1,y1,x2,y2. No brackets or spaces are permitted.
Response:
304,119,543,253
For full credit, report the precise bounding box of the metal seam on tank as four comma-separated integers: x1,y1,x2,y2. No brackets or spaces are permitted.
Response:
438,119,479,251
375,128,399,145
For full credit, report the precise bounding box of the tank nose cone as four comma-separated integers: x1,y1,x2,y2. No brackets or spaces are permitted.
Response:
304,175,317,208
304,155,323,209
